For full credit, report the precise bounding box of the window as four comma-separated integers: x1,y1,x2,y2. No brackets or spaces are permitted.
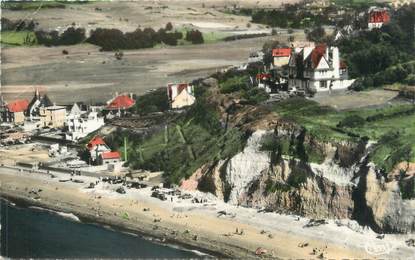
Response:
320,81,327,88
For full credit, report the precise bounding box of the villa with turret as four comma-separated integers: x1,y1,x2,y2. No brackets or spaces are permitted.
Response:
288,44,355,93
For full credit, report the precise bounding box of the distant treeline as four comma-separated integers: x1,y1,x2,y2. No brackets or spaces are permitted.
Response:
1,17,37,31
223,33,268,41
35,27,86,46
31,23,204,50
251,8,331,28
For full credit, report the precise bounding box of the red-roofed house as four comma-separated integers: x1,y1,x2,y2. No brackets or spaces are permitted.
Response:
288,44,355,93
86,135,111,164
1,99,29,125
99,151,121,165
105,94,135,117
272,48,291,67
368,8,390,30
167,83,195,109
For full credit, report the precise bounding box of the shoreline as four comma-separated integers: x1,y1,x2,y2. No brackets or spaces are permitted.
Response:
0,197,216,258
0,170,260,258
1,168,414,259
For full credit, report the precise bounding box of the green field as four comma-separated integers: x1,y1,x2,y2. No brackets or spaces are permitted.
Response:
176,27,231,45
1,31,37,46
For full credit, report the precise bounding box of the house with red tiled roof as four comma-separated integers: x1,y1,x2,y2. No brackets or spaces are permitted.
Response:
368,7,390,30
105,93,135,118
99,151,121,165
288,44,355,93
167,83,195,109
272,48,292,67
86,135,111,164
0,99,29,125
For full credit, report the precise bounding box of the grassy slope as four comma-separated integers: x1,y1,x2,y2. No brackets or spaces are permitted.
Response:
106,85,247,184
272,97,415,171
0,31,37,46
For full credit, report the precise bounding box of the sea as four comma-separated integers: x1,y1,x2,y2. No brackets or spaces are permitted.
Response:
0,199,204,258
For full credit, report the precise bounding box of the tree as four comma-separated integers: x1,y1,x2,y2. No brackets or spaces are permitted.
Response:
185,29,204,44
59,27,85,45
306,26,326,43
165,22,173,31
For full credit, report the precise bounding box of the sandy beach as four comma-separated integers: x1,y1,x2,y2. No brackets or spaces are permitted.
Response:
1,167,414,259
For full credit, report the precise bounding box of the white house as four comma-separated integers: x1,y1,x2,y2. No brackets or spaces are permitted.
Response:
272,48,291,67
65,103,105,142
86,135,121,165
167,83,195,109
288,44,355,93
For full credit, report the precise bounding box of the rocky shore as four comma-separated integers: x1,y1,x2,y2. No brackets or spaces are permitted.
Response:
1,167,414,259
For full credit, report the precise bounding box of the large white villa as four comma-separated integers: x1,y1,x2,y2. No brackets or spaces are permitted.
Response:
288,44,355,93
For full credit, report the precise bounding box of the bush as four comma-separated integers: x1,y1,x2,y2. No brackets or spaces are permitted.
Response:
306,26,326,43
337,115,366,128
219,76,248,93
165,22,173,31
242,88,269,104
132,88,169,115
404,74,415,85
185,29,204,44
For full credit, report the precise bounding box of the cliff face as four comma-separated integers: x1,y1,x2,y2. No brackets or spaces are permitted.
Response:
192,121,415,233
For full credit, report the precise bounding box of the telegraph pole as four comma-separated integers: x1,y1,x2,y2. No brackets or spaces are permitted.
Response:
124,136,128,162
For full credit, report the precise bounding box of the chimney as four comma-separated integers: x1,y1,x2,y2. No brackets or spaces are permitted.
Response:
115,91,119,97
332,47,340,78
129,93,134,99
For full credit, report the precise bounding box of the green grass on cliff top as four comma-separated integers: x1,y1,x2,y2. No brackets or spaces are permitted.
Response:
1,31,37,46
272,97,415,169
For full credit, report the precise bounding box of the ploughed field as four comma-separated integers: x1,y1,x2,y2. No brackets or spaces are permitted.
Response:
1,0,308,104
1,36,283,104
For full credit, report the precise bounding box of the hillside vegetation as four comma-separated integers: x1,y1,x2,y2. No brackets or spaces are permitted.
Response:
271,97,415,173
105,75,415,184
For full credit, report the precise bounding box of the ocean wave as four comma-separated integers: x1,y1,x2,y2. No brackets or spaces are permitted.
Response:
28,206,81,222
56,212,81,222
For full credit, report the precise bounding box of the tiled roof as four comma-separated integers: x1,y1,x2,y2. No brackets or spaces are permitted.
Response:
256,73,272,79
87,136,106,150
106,95,135,110
272,48,291,57
167,83,189,99
101,151,121,159
369,10,390,24
6,99,29,113
309,44,327,69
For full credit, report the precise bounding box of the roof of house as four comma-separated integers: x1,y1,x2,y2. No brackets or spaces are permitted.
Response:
308,44,327,69
167,83,190,100
106,95,135,110
101,151,121,160
87,136,106,150
29,93,53,110
6,99,29,113
70,103,82,115
272,48,291,57
256,73,272,80
369,10,390,24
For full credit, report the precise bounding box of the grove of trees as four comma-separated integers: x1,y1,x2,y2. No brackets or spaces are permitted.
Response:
338,4,415,90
